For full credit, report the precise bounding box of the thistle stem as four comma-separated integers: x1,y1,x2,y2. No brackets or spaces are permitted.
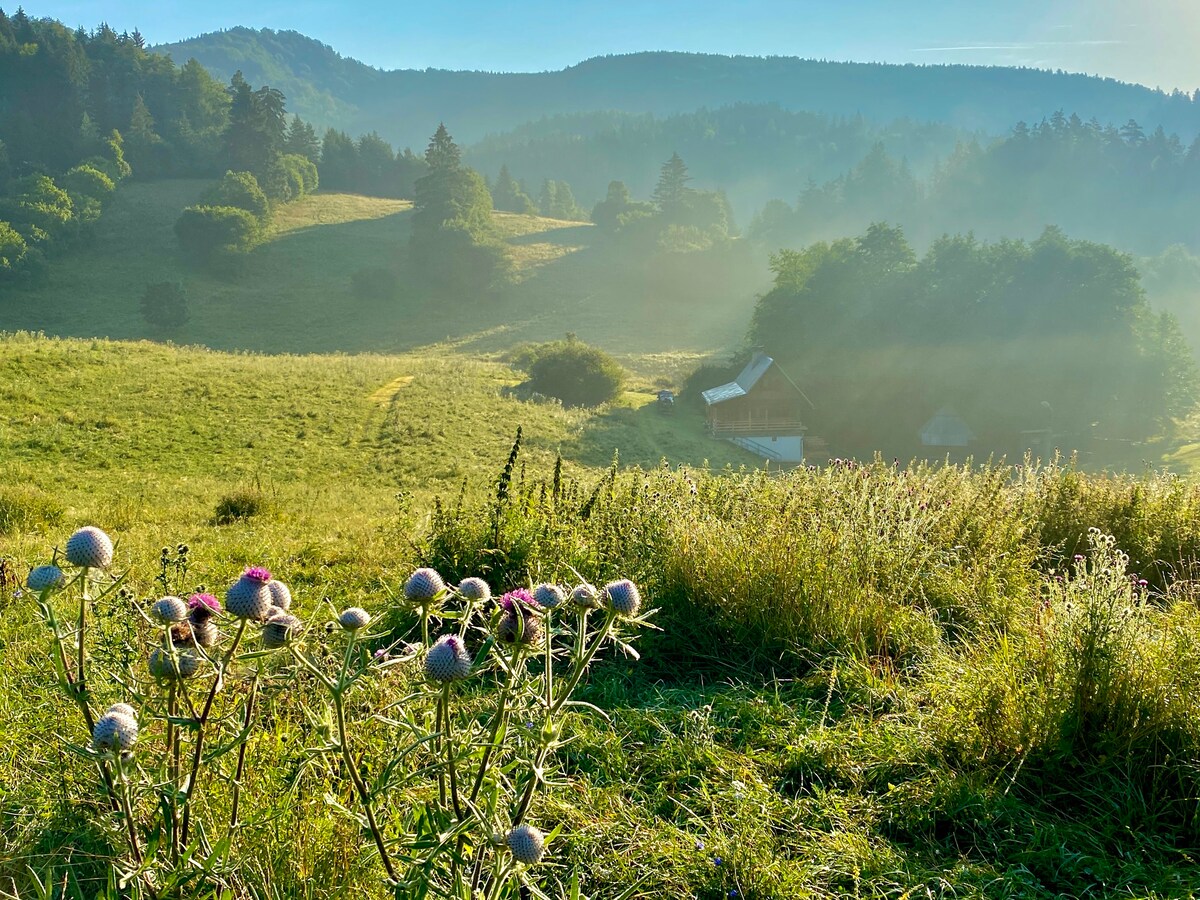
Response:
334,691,398,884
442,683,463,821
469,642,524,803
229,667,260,832
180,617,247,847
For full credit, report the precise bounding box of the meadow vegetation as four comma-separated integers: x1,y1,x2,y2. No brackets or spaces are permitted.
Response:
4,334,1200,898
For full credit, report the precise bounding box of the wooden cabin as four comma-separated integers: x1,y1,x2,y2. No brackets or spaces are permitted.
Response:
701,353,808,461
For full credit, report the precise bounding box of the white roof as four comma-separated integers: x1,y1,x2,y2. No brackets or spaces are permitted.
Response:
702,353,774,406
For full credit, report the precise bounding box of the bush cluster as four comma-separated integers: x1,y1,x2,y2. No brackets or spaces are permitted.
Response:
517,336,626,407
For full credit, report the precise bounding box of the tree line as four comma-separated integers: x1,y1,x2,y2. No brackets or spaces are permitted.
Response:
751,113,1200,257
747,223,1197,453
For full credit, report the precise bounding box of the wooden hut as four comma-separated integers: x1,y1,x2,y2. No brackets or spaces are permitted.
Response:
701,353,808,461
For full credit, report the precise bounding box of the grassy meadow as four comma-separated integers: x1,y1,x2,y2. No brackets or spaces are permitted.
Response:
0,181,765,358
3,332,1200,898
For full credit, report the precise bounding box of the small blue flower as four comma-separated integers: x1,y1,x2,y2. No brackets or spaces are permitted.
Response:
695,840,704,851
712,856,722,867
729,891,739,899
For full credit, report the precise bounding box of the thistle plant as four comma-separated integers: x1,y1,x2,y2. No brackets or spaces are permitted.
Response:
28,528,653,898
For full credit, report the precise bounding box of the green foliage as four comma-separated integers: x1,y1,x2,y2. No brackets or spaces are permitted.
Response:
0,485,62,534
523,337,626,407
264,153,318,202
749,224,1197,449
60,164,115,202
139,281,189,329
174,204,261,264
410,125,511,293
0,219,28,275
490,164,536,214
212,486,269,523
206,169,270,222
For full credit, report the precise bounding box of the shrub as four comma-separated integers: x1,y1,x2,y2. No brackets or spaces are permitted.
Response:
265,153,319,202
175,205,260,264
206,170,270,222
60,165,115,203
525,336,625,407
140,281,189,328
0,221,28,276
212,487,271,524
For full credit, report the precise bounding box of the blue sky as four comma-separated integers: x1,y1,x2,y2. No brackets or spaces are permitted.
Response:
20,0,1200,91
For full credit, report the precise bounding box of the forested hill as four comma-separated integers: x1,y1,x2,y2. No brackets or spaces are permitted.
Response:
154,28,1200,148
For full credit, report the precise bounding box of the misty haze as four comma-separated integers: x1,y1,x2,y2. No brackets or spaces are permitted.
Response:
3,3,1200,898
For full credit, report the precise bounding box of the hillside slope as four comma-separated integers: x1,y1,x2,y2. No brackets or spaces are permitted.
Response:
0,181,765,357
154,29,1200,147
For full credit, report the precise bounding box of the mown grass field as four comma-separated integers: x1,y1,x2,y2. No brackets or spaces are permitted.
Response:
4,335,1200,899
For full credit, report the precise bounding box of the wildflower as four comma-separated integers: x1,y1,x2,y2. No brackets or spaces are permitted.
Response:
568,583,600,610
404,567,445,602
506,823,546,865
457,577,492,602
149,648,200,680
424,634,472,682
338,607,371,631
268,579,292,611
601,579,642,618
92,711,138,753
151,596,189,624
225,567,274,621
65,526,113,569
26,565,64,591
533,583,566,609
496,590,543,645
188,593,220,618
263,612,302,649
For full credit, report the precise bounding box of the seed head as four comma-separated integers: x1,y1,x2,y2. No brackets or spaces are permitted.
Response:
106,702,137,720
92,712,138,752
457,577,492,602
424,634,472,683
149,648,200,680
65,526,114,569
168,623,194,647
404,568,445,602
151,596,189,624
263,612,302,649
601,579,642,618
533,583,566,609
506,824,546,865
26,565,65,591
268,579,292,611
226,571,274,621
338,607,371,631
568,583,600,610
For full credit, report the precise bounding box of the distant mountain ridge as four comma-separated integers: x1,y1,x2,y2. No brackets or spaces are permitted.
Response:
154,27,1200,149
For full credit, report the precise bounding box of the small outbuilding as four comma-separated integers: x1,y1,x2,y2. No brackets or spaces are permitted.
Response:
701,353,809,462
919,406,974,448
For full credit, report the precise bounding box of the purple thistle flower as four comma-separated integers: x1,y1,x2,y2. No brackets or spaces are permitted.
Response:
243,566,272,584
188,593,220,612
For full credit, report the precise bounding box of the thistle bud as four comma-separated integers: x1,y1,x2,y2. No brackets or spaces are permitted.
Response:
267,579,292,611
149,648,200,680
506,824,546,865
404,568,445,603
65,526,114,569
92,712,138,752
225,567,274,621
601,579,642,618
26,565,64,591
263,612,301,649
568,583,600,610
457,577,492,602
151,596,189,624
533,583,566,609
338,607,371,631
424,634,472,683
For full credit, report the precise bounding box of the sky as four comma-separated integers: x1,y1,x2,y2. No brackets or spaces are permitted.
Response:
19,0,1200,92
